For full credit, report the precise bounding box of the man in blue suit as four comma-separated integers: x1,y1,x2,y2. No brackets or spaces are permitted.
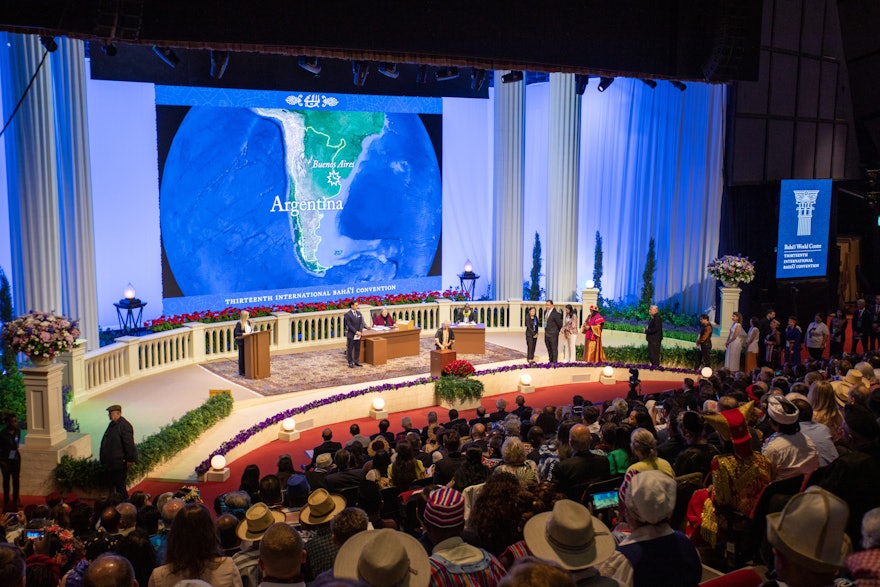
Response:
344,301,366,368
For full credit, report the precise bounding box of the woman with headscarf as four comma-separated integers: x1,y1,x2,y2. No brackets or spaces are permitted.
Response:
582,305,606,363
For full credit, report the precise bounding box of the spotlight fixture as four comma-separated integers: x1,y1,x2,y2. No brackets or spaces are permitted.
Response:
40,36,58,53
415,64,428,85
152,45,179,68
670,80,687,92
377,62,399,79
210,50,229,79
575,74,589,95
640,79,657,88
435,66,460,81
352,60,370,87
597,77,614,92
298,56,321,75
100,42,118,57
501,70,524,84
470,68,487,91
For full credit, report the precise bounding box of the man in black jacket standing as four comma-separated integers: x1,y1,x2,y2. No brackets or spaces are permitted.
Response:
100,404,137,498
645,305,663,366
543,300,563,363
0,414,21,507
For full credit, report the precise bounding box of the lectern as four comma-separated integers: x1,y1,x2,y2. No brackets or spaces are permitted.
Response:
243,330,271,379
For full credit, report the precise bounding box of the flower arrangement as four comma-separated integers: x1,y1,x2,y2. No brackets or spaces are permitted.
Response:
707,255,756,285
2,311,80,360
442,359,476,378
175,484,203,504
146,289,468,332
436,359,483,404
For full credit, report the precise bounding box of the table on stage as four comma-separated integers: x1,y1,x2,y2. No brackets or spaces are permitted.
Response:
451,324,486,354
359,327,422,365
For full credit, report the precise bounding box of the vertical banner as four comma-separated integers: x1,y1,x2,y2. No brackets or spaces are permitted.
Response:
775,179,832,279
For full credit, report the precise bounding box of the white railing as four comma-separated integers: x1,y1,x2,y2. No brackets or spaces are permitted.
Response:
76,298,609,399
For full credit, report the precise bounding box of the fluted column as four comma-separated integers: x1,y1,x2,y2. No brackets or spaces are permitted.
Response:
0,33,63,315
492,71,526,301
545,73,581,302
52,38,99,350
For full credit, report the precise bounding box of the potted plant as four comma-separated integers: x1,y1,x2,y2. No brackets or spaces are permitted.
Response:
1,310,80,366
707,255,756,288
434,359,484,410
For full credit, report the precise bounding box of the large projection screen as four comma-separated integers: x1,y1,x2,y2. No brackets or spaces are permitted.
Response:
775,179,832,280
156,86,443,315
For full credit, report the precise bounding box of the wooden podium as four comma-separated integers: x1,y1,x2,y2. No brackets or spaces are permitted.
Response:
243,330,271,379
431,349,457,378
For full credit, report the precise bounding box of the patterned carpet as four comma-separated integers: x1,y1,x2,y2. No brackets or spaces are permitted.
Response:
201,339,525,396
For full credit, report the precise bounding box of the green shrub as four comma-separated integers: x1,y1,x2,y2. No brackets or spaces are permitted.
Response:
0,369,26,425
603,322,697,343
53,391,234,491
576,344,724,369
435,375,484,403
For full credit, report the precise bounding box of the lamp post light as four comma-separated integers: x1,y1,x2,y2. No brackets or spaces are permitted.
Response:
114,283,147,336
458,260,479,300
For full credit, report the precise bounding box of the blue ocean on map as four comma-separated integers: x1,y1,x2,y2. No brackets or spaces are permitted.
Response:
160,107,441,296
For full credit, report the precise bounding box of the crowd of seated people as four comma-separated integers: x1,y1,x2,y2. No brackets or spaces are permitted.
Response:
2,349,880,586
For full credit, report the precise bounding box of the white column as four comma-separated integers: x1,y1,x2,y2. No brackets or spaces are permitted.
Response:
52,39,100,350
545,73,581,302
492,71,525,301
719,287,742,337
581,287,599,316
0,33,63,315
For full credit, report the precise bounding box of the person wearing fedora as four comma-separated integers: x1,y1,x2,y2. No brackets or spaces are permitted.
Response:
100,404,138,499
763,487,851,587
522,499,618,586
333,528,430,587
298,489,346,580
600,470,702,587
422,487,506,586
761,396,819,481
234,503,286,587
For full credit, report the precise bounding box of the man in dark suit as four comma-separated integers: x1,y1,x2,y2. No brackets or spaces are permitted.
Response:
344,301,366,367
443,409,467,432
553,424,612,500
468,406,492,427
489,398,509,422
852,298,869,354
434,321,455,349
325,450,364,491
871,294,880,351
757,308,775,367
645,304,663,366
100,404,138,498
311,427,342,467
543,300,563,362
0,414,22,507
512,395,532,421
525,306,540,362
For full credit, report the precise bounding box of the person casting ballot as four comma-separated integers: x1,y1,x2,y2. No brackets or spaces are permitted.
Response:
435,321,455,350
233,310,253,376
345,301,366,368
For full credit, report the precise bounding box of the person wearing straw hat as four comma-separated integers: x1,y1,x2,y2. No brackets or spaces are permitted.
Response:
522,499,618,586
765,487,851,587
333,528,430,587
257,523,306,587
761,395,819,481
298,489,346,580
599,470,701,587
422,487,506,586
234,503,286,587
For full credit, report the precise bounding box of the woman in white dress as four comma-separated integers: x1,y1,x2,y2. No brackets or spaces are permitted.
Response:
561,304,579,362
724,311,745,372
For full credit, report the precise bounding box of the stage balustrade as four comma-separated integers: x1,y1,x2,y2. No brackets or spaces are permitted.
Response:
72,298,703,403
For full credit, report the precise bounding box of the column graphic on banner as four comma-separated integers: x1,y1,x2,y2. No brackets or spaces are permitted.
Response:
794,190,819,236
775,179,831,279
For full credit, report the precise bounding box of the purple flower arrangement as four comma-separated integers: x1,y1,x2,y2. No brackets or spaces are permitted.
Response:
194,360,689,475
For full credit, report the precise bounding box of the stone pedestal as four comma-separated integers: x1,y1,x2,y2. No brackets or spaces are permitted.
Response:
582,288,600,315
719,287,742,337
20,361,92,495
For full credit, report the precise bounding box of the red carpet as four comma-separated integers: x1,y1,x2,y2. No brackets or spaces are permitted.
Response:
130,379,679,508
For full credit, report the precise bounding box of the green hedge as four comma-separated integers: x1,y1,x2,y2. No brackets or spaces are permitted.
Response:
434,375,484,403
577,344,724,369
54,391,234,492
604,321,698,342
